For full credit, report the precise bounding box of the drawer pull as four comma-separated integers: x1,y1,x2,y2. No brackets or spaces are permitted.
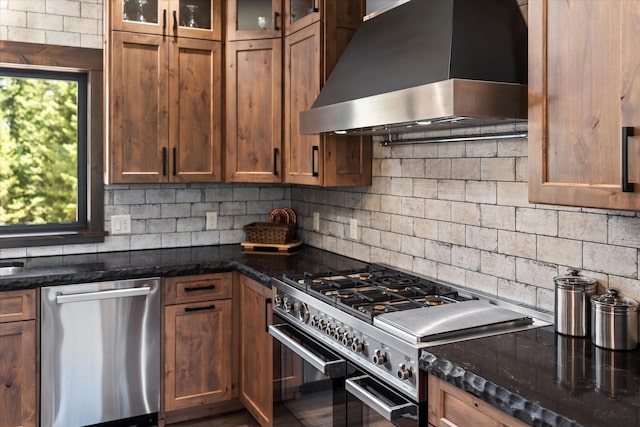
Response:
622,127,635,192
312,145,319,177
185,305,216,312
184,284,216,292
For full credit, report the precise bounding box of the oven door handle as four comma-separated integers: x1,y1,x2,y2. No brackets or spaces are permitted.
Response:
346,375,418,422
269,324,346,378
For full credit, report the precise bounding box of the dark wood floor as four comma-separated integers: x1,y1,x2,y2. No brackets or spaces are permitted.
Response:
169,409,260,427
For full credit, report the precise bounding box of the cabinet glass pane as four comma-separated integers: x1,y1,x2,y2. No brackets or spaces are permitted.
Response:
290,0,315,24
179,0,212,29
237,0,274,30
123,0,159,24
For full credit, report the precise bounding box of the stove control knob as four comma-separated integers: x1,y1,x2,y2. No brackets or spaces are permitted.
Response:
311,315,319,328
319,319,327,331
352,338,364,353
397,364,412,380
325,324,335,336
342,333,353,347
298,303,310,323
274,294,282,307
373,349,387,365
333,327,343,341
283,298,292,313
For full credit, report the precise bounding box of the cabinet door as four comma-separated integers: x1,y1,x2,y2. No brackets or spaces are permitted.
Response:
164,299,233,411
284,0,321,36
174,0,222,40
112,0,169,34
227,0,283,41
428,374,527,427
110,31,168,183
284,22,323,185
225,39,283,183
168,37,222,183
112,1,221,40
239,275,273,427
529,0,640,210
0,321,36,427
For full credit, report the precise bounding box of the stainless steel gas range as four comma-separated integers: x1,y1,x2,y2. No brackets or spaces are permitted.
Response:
269,264,551,427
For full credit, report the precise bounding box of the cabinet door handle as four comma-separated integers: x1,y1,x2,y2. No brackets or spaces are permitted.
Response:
265,298,272,333
163,9,167,30
313,0,319,12
184,285,216,292
162,147,167,176
312,145,319,177
274,11,280,30
622,127,635,192
173,10,178,32
185,305,216,313
273,148,279,176
172,147,177,176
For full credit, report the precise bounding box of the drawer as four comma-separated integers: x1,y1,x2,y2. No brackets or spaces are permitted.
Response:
164,272,233,305
0,289,36,323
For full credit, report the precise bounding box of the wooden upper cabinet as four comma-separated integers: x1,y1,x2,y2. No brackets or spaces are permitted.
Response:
108,32,222,184
227,0,283,41
283,2,372,187
226,39,283,183
283,23,322,185
529,0,640,210
169,37,222,183
112,0,222,40
110,31,168,183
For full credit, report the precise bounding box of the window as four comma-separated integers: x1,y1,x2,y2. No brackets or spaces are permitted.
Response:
0,41,105,248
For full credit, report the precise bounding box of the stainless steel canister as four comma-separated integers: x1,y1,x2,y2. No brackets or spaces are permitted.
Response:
554,269,598,337
591,289,639,351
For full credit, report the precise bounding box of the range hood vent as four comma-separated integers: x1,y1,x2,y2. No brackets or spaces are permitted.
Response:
300,0,528,136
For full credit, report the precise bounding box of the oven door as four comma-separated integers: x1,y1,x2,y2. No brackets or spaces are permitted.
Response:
346,374,422,427
269,322,350,427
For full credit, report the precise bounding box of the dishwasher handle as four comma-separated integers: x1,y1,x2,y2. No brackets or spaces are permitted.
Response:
56,286,151,304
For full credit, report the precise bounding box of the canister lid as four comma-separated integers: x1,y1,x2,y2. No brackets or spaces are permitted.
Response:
554,268,598,290
591,288,639,309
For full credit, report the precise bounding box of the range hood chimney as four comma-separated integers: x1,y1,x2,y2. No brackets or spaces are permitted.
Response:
300,0,528,136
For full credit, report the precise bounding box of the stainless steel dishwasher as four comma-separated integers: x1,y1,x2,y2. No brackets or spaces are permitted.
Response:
40,277,161,427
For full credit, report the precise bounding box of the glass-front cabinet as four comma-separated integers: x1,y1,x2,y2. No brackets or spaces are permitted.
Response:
112,0,221,40
284,0,320,35
227,0,282,41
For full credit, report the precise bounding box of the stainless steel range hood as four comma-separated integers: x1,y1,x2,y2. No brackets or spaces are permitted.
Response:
300,0,528,136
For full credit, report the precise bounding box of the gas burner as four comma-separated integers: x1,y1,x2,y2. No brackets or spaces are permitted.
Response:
337,289,355,297
424,295,445,306
377,277,417,288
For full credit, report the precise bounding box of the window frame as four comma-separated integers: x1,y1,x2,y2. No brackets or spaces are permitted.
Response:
0,41,105,248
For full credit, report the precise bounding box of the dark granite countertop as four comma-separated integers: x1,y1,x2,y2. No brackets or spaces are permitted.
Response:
0,244,367,290
420,326,640,427
4,245,640,427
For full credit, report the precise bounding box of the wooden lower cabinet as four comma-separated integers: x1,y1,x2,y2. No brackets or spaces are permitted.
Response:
0,290,37,427
238,274,273,427
163,274,234,419
428,374,527,427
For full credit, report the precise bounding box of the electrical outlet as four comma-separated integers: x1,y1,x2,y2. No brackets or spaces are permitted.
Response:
206,212,218,230
350,218,358,240
111,215,131,235
313,212,320,231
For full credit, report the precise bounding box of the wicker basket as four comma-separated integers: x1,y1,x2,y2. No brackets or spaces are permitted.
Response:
244,222,296,244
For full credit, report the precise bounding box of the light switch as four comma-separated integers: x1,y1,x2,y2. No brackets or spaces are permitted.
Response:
350,218,358,240
111,215,131,235
206,212,218,230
